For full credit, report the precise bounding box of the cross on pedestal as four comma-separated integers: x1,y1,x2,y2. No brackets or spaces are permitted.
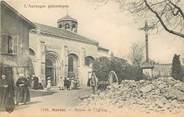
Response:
140,21,154,63
139,21,154,79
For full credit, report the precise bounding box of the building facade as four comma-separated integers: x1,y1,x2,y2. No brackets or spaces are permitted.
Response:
29,15,109,88
0,1,110,88
0,1,34,81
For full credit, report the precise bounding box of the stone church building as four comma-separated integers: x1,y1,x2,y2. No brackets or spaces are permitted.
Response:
0,1,109,88
29,14,109,88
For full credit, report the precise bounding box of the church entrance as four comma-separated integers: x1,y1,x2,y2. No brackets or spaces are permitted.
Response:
46,59,56,86
45,51,61,86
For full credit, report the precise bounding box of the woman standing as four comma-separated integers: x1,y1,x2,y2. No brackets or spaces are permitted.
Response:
0,74,15,112
16,74,30,105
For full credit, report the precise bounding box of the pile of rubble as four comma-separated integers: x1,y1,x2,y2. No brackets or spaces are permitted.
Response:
79,77,184,113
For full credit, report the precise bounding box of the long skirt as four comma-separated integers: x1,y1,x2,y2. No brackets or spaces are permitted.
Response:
0,88,15,112
16,87,30,104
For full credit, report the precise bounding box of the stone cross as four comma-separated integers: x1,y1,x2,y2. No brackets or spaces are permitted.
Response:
140,21,154,63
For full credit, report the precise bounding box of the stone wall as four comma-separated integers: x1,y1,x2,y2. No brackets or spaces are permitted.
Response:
153,64,172,77
0,3,31,81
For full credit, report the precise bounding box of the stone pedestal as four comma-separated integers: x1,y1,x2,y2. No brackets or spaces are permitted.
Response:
141,63,154,79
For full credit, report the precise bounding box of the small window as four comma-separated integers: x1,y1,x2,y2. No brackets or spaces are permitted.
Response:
59,24,62,28
72,24,76,28
68,56,74,72
65,23,70,29
72,24,76,31
8,36,14,54
1,34,17,54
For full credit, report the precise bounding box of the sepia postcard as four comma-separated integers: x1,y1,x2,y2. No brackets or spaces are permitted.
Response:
0,0,184,117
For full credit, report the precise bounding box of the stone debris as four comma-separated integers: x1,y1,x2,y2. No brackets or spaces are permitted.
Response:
78,77,184,113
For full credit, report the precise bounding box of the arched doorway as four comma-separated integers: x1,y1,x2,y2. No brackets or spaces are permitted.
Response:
46,51,61,86
68,53,78,79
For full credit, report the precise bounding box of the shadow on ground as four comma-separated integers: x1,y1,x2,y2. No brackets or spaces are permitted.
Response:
30,89,56,98
13,101,41,111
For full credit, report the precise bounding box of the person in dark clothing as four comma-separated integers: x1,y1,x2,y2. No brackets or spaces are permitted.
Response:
64,77,71,90
32,75,39,90
27,76,32,88
64,77,67,89
16,74,30,105
67,78,71,90
0,74,15,112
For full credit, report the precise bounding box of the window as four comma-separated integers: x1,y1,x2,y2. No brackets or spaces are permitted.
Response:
8,36,13,53
72,24,76,28
65,23,70,29
68,56,74,72
1,34,17,54
59,24,62,28
72,24,76,31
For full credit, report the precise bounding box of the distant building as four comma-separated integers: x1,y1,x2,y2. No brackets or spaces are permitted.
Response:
0,1,35,81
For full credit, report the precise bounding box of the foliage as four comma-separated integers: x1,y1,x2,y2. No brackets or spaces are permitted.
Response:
92,57,112,81
92,56,145,83
171,54,183,80
129,42,144,66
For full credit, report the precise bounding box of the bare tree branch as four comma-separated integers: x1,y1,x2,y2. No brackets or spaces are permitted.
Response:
168,0,184,19
144,0,184,38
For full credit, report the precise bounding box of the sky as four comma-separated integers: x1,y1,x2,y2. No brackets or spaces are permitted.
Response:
5,0,184,63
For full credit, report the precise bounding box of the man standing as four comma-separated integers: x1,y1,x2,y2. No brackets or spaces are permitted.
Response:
0,74,15,112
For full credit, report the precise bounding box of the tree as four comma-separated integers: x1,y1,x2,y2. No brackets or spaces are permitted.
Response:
92,56,145,84
171,54,183,80
129,42,144,66
91,0,184,39
93,57,112,81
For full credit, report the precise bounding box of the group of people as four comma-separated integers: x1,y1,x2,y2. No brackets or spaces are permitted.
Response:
0,74,32,112
63,77,80,90
63,72,98,93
